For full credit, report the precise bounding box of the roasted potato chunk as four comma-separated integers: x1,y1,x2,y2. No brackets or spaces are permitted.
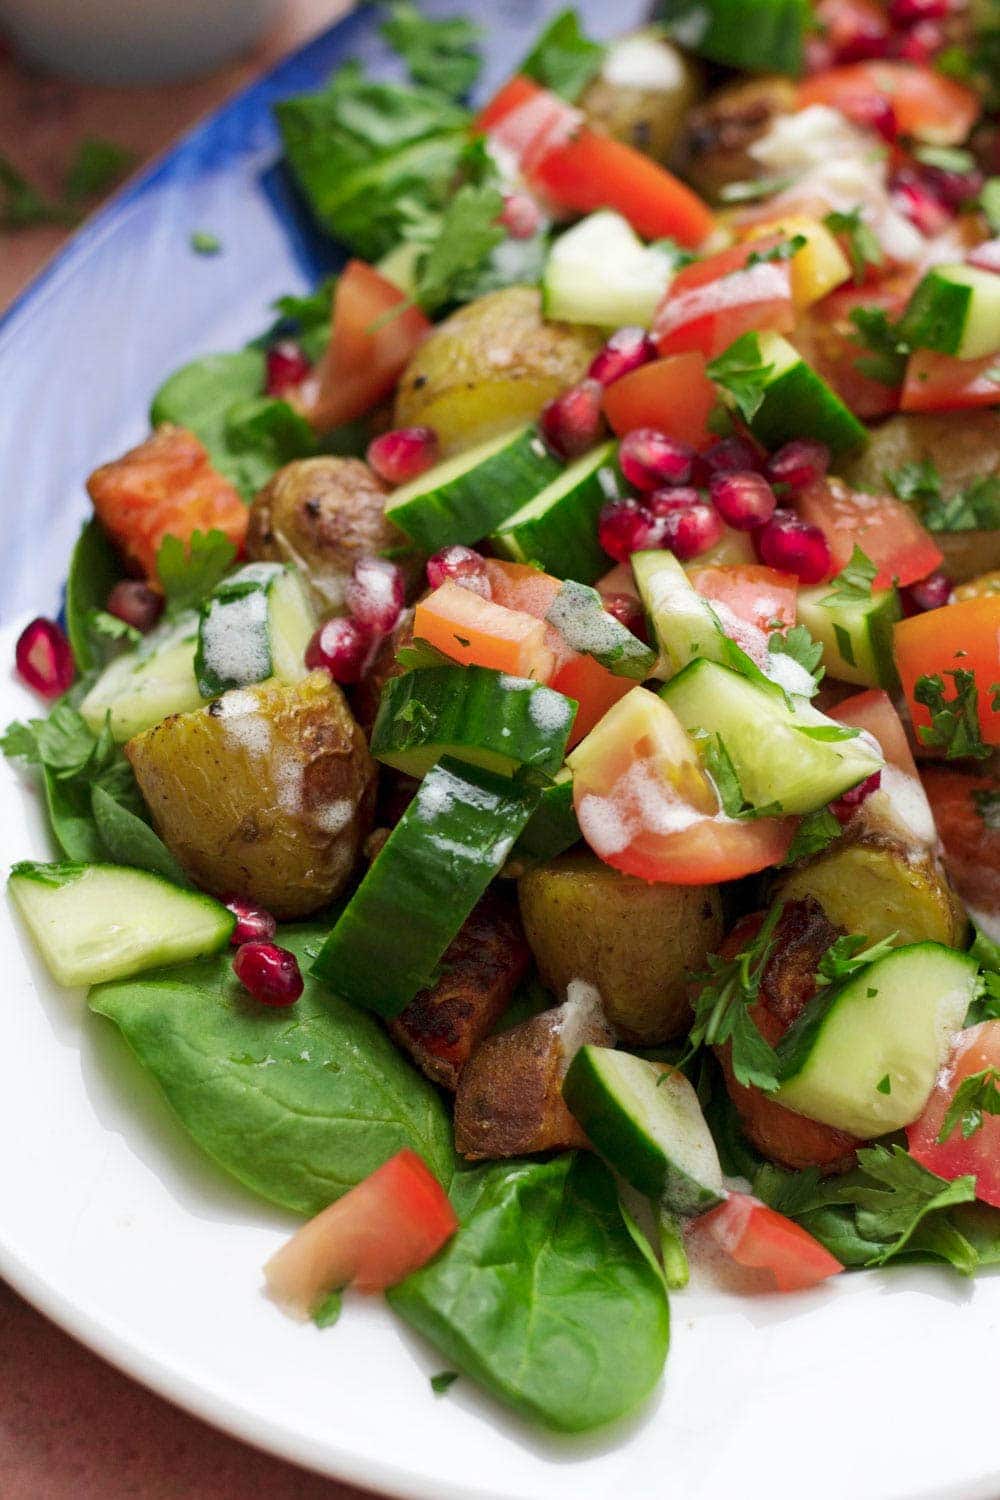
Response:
389,888,531,1090
921,768,1000,922
579,35,702,162
954,570,1000,602
455,981,614,1160
126,671,376,919
671,76,796,203
840,413,1000,583
518,852,723,1044
393,287,603,453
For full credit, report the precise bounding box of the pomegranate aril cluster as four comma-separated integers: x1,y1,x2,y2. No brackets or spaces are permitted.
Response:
755,509,832,584
808,0,957,72
265,340,311,397
619,429,694,491
588,326,657,387
540,378,606,459
426,544,491,598
306,553,407,687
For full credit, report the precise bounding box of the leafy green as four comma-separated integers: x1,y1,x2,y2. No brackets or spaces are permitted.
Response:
707,333,774,423
823,206,883,284
974,788,1000,829
850,307,909,387
429,1370,459,1395
913,669,990,760
937,1068,1000,1143
1,137,132,230
270,277,337,357
89,926,455,1217
744,233,806,266
409,181,506,315
781,807,842,865
519,8,605,100
312,1289,343,1329
767,624,824,696
820,545,876,604
156,530,238,617
685,904,784,1091
380,2,482,98
387,1153,669,1432
814,931,898,988
884,458,1000,533
694,732,746,818
90,785,188,885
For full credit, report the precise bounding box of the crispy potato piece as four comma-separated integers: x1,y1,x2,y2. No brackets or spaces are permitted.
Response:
954,570,1000,602
393,287,603,453
671,76,796,203
126,671,376,919
579,38,702,162
389,888,531,1090
454,982,614,1160
518,851,723,1044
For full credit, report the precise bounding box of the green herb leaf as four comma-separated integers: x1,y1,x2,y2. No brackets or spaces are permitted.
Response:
877,1074,892,1094
707,333,775,424
781,807,842,865
914,669,990,760
744,233,806,267
312,1288,344,1329
63,138,134,207
767,623,824,696
686,903,784,1091
823,206,884,284
973,789,1000,830
519,8,605,101
156,530,238,617
885,459,1000,533
820,544,876,604
693,731,746,818
190,230,222,255
937,1068,1000,1143
410,180,506,315
430,1369,459,1394
380,1,482,98
815,930,898,988
850,306,909,387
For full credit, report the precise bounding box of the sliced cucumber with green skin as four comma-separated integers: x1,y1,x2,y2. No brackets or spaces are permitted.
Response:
370,666,576,779
776,942,977,1137
311,757,538,1017
510,768,580,863
546,579,657,680
385,426,561,551
725,332,868,457
660,658,883,815
8,861,234,987
898,265,1000,362
563,1047,726,1216
491,441,622,584
659,0,808,74
80,613,202,742
631,549,726,679
196,562,315,698
796,583,901,690
542,211,675,329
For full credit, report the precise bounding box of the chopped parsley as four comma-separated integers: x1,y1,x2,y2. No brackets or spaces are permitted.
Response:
850,307,909,387
781,807,842,865
156,529,237,617
884,459,1000,533
820,545,877,605
767,624,825,696
913,669,990,760
407,178,505,315
692,731,748,818
380,1,482,98
814,930,898,988
1,136,133,231
685,904,784,1092
937,1068,1000,1144
744,234,807,267
877,1074,892,1095
430,1370,460,1394
823,206,883,285
518,7,605,101
706,333,774,424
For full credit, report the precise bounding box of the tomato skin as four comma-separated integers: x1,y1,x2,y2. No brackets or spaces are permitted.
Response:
921,768,1000,920
797,477,942,588
901,351,1000,413
894,597,1000,749
796,61,980,145
263,1150,458,1316
654,239,795,359
908,1025,1000,1207
473,73,543,133
551,652,632,746
687,564,798,634
696,1192,844,1292
601,354,717,450
831,688,918,777
414,581,557,681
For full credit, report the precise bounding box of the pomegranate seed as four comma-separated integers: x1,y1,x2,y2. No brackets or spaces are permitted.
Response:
105,580,164,634
618,428,695,492
709,470,777,531
765,439,831,495
15,617,74,699
598,499,659,563
587,326,657,386
233,941,303,1007
917,162,984,211
426,545,491,598
890,168,951,235
305,616,372,685
900,571,952,614
500,191,542,240
833,12,891,61
540,379,606,460
703,436,763,475
346,555,405,635
224,896,278,945
755,510,832,584
889,0,950,22
839,92,898,142
367,426,439,486
660,502,724,561
804,34,836,72
602,592,648,641
265,339,311,397
649,485,702,517
893,18,945,60
830,769,883,824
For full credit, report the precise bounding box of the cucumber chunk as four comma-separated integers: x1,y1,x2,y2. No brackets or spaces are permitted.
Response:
80,613,202,742
660,0,808,74
563,1046,725,1215
370,666,576,779
491,441,622,584
796,582,901,690
196,562,315,698
660,658,883,814
546,578,657,679
631,549,728,678
542,211,675,329
385,426,561,551
718,332,869,456
776,942,978,1137
899,264,1000,362
510,767,580,863
9,861,234,987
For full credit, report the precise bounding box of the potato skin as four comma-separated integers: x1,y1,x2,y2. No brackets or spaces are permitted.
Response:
126,671,376,919
518,851,723,1044
579,42,702,162
393,287,603,453
671,76,796,203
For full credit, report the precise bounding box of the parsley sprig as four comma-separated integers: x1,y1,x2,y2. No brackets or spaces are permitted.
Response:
706,333,774,424
814,931,898,988
850,307,909,387
820,545,877,605
685,905,785,1091
914,669,991,760
823,206,884,285
884,459,1000,533
156,530,237,618
937,1068,1000,1144
380,1,482,99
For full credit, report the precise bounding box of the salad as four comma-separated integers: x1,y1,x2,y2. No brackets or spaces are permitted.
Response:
4,0,1000,1439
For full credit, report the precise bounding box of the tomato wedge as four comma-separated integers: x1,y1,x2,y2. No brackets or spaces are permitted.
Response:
796,61,980,145
894,597,1000,750
601,354,717,450
264,1150,458,1316
901,350,1000,413
414,581,556,680
474,73,544,133
797,476,942,588
908,1024,1000,1208
567,687,796,883
921,768,1000,921
654,238,795,358
304,260,431,429
687,564,798,634
832,688,918,776
695,1192,844,1292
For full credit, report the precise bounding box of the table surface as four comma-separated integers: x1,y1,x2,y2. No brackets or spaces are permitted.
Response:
1,3,379,1494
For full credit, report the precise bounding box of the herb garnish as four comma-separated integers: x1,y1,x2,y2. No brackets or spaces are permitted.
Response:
937,1069,1000,1143
821,545,877,605
814,931,898,988
706,333,774,424
156,530,238,617
913,669,990,760
823,206,883,284
850,307,909,387
884,459,1000,533
685,904,784,1091
381,1,482,98
781,807,842,865
518,7,605,100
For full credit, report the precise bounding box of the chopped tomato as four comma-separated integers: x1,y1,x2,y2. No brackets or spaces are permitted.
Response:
601,354,717,450
832,688,918,776
796,477,943,588
479,78,582,174
87,424,247,579
596,563,640,602
687,564,798,634
414,581,556,681
894,597,1000,750
921,768,1000,920
793,278,914,422
901,350,1000,413
483,558,563,629
813,0,891,61
304,260,431,430
654,237,795,358
696,1192,844,1292
796,61,981,146
908,1024,1000,1207
264,1150,458,1316
550,652,632,745
568,687,797,883
473,73,544,133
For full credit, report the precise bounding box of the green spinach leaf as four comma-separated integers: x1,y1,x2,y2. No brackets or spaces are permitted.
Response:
90,785,188,885
64,520,126,674
380,2,482,98
519,8,605,100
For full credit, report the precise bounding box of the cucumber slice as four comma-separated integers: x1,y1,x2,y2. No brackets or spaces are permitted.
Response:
510,767,580,863
546,578,657,679
491,441,622,584
370,666,576,779
631,549,726,678
311,758,538,1017
196,562,315,698
718,332,868,457
660,0,808,74
563,1047,725,1215
80,613,202,742
385,426,561,552
899,264,1000,362
660,658,883,814
796,582,901,690
9,861,234,987
542,211,674,329
776,942,978,1137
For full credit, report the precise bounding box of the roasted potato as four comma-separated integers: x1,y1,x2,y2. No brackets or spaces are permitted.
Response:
954,570,1000,602
671,76,796,203
518,851,723,1044
246,457,419,613
393,287,604,453
840,412,1000,584
921,768,1000,921
454,981,614,1160
389,888,531,1090
126,671,376,918
579,33,702,163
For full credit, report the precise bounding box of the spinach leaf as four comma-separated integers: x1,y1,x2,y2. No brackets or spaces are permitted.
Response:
222,396,318,495
380,2,482,99
90,785,188,885
89,927,455,1217
519,9,605,100
43,766,106,862
387,1153,669,1432
65,519,126,674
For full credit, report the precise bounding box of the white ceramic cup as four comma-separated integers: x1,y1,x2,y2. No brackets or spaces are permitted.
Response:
0,0,286,84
